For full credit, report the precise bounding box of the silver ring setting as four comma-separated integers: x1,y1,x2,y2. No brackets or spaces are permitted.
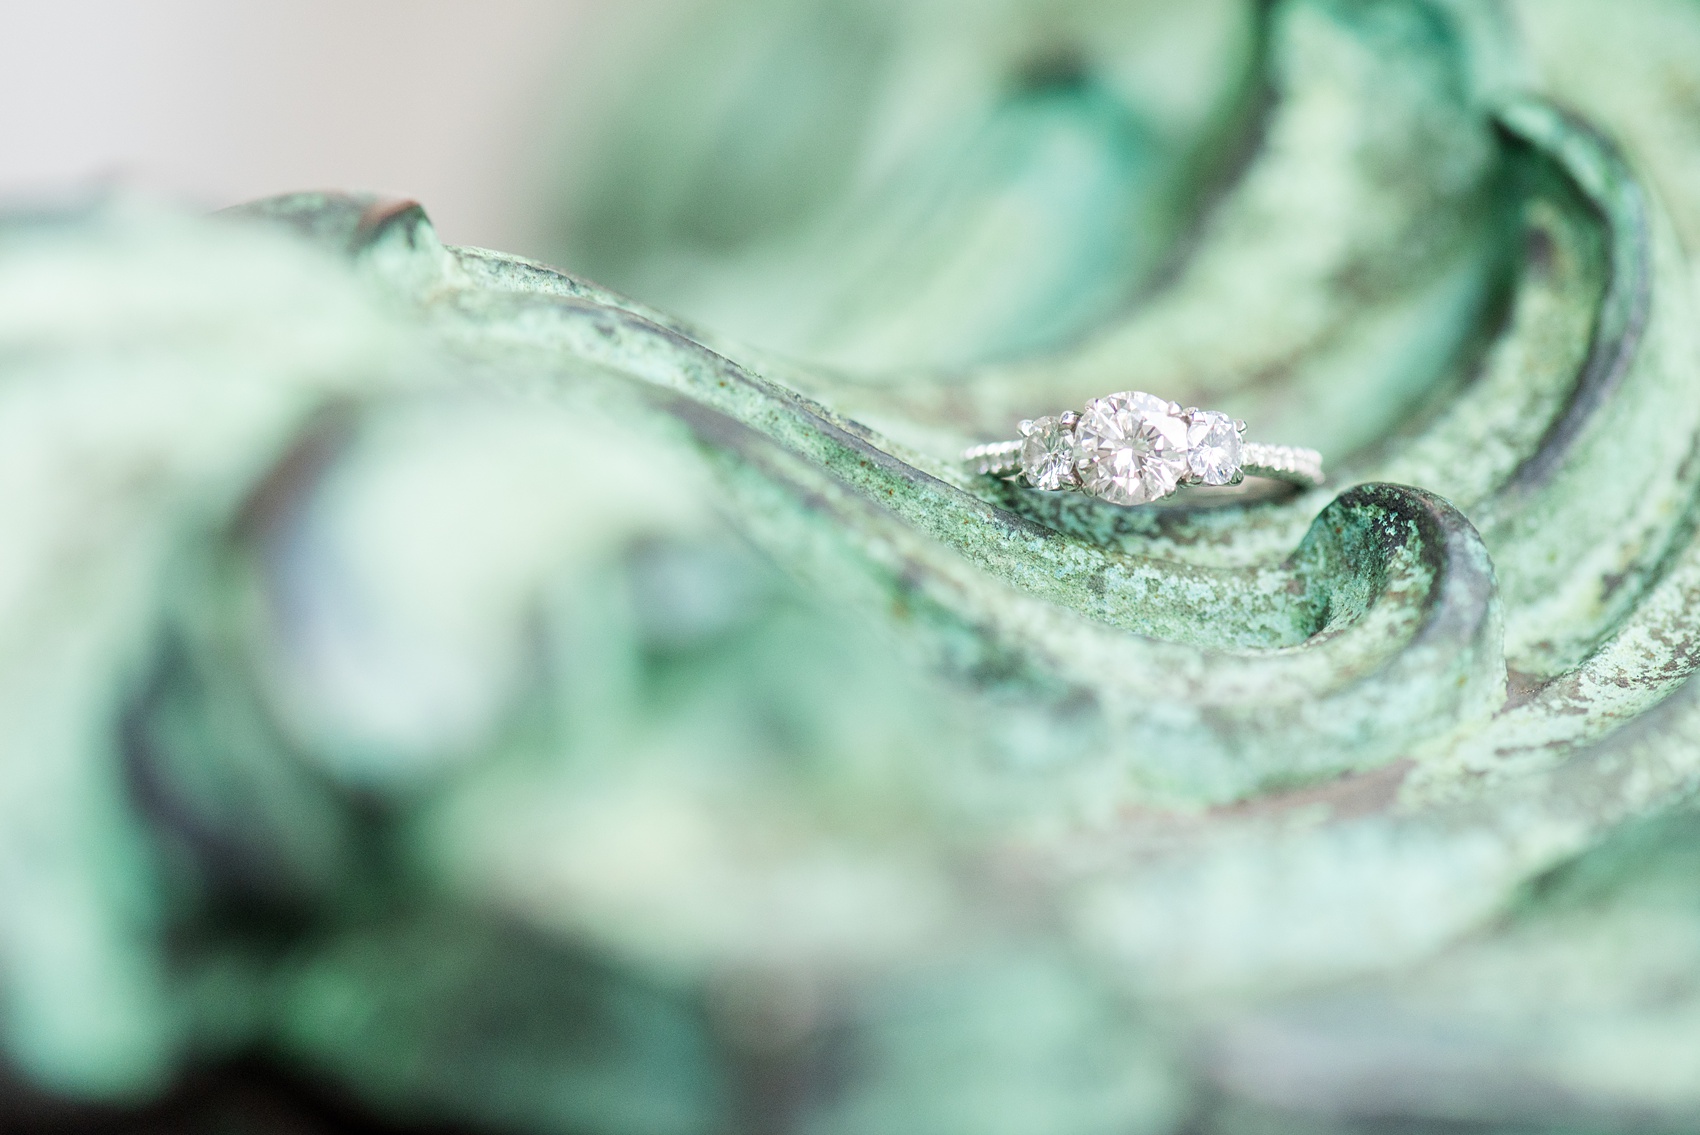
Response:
963,391,1323,506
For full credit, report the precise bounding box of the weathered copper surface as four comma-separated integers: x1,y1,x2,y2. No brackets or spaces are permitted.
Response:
7,0,1700,1130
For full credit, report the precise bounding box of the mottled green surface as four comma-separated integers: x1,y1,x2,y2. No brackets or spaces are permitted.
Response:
9,0,1700,1131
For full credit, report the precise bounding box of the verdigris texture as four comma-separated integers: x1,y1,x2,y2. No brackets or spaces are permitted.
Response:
7,0,1700,1131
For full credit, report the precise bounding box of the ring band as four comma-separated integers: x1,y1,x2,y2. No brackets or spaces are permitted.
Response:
963,390,1323,506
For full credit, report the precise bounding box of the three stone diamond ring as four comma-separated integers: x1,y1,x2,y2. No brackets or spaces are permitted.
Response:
963,390,1324,506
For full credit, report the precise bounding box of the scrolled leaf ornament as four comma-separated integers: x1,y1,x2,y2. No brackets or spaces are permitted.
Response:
8,0,1700,1131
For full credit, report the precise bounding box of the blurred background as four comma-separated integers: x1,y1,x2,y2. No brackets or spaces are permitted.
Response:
0,0,624,255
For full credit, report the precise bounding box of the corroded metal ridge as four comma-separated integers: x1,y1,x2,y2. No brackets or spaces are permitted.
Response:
263,90,1679,972
166,66,1679,999
205,192,1511,820
1492,98,1651,497
18,2,1700,1128
176,126,1678,1106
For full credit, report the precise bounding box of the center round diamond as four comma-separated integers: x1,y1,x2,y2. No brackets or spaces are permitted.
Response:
1071,391,1190,505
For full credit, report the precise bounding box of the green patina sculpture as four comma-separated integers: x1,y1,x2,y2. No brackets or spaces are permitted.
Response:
7,0,1700,1130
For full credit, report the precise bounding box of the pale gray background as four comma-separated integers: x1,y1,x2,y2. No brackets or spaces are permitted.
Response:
0,0,654,257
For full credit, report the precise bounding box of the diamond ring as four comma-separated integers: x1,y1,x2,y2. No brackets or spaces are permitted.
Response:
962,391,1324,506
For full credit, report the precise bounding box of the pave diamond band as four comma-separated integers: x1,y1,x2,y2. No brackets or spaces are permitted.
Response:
963,391,1323,506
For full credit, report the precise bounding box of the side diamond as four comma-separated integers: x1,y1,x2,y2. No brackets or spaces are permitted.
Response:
1185,409,1242,485
1020,416,1077,490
